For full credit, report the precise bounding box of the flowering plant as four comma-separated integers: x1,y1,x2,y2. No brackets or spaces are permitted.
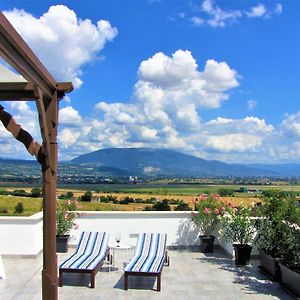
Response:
223,205,257,245
56,199,80,236
191,194,229,236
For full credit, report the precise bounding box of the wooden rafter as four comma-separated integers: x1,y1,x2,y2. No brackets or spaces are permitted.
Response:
0,82,73,100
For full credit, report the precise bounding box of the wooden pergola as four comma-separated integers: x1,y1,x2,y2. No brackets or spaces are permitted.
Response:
0,12,73,299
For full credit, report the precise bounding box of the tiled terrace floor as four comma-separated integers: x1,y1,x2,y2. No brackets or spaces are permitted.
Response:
0,248,293,300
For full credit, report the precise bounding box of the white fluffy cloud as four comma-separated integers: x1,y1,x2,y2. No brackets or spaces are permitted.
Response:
280,112,300,138
59,106,82,124
136,50,239,110
0,48,298,164
4,5,118,88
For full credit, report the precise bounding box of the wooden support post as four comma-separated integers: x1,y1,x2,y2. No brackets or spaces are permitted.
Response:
39,91,58,300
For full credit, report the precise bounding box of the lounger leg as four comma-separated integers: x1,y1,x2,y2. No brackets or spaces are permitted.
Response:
157,273,161,292
91,271,95,288
58,270,63,287
124,272,128,290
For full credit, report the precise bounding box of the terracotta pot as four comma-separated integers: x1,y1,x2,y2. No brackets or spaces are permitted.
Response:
233,244,252,265
199,235,215,253
56,235,70,253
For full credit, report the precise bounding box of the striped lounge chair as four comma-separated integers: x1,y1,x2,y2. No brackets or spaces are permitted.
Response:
124,233,169,291
59,231,110,288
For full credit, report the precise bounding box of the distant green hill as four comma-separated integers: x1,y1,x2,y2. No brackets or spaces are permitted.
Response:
71,147,278,177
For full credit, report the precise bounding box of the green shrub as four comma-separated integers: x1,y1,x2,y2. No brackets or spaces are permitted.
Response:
152,200,171,211
0,207,8,214
175,201,192,211
14,202,24,214
81,191,92,202
31,188,41,198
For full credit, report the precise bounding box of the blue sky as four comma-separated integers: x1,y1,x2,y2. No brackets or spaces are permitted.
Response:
0,0,299,164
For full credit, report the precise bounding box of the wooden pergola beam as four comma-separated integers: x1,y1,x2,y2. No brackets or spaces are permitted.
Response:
0,82,73,100
0,12,58,98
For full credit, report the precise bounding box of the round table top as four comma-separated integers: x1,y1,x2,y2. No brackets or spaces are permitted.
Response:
110,243,131,250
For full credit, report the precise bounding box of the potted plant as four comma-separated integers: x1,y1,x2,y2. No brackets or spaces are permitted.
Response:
191,194,228,253
56,199,80,253
223,205,257,265
255,191,289,280
277,196,300,297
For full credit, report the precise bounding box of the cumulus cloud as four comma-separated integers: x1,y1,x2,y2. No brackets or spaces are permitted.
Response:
59,106,82,124
136,50,239,110
280,112,300,138
0,47,298,164
4,5,118,88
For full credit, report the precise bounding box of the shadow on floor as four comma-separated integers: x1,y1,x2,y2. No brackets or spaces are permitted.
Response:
114,273,157,291
193,251,291,299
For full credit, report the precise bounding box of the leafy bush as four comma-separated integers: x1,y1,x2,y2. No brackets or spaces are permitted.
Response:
119,196,134,204
0,207,8,214
31,188,41,198
217,188,234,197
152,200,171,211
14,202,24,214
223,205,257,245
13,189,27,197
81,191,92,202
175,201,192,211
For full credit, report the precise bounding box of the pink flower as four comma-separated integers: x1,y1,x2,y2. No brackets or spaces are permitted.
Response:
214,208,219,214
221,206,226,211
64,213,68,220
199,194,207,201
67,199,71,205
203,207,211,214
191,212,198,217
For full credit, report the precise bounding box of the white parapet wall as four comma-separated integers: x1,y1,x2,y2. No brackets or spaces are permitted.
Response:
2,210,259,256
69,211,200,247
0,211,201,256
0,212,43,256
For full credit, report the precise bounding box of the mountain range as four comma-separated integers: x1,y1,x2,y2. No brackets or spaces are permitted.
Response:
0,148,299,178
71,147,300,177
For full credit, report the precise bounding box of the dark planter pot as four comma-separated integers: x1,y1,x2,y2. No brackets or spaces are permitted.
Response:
56,235,70,253
199,235,215,253
259,250,281,281
280,263,300,298
233,244,252,265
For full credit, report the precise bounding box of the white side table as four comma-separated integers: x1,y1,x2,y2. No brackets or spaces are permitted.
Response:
109,244,131,271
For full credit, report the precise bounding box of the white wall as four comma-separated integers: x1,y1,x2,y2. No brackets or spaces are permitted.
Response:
0,211,259,256
69,211,200,247
0,212,43,256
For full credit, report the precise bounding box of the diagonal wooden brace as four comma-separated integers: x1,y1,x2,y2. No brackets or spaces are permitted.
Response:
0,104,44,164
34,85,53,171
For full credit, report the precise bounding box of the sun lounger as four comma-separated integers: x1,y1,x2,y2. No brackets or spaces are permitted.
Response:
124,233,169,291
59,231,109,288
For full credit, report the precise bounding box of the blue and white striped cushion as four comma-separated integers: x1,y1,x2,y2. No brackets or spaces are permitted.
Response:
124,233,167,273
60,231,109,270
